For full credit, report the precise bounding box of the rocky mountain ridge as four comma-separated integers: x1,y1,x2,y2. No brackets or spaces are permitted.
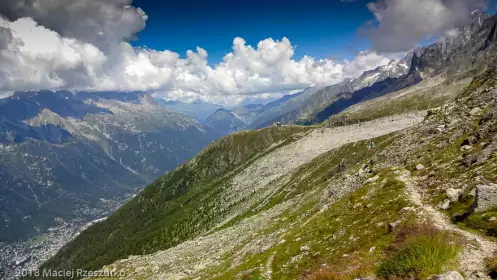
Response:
242,11,495,128
241,56,411,129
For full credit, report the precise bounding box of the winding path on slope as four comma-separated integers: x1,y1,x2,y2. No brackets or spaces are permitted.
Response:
398,171,497,280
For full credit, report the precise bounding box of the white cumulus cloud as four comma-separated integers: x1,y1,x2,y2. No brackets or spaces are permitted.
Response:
0,1,393,105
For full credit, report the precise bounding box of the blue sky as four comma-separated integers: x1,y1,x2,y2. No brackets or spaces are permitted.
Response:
491,0,497,12
132,0,375,63
132,0,497,64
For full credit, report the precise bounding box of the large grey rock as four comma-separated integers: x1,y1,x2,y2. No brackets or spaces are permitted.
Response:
432,271,464,280
474,183,497,212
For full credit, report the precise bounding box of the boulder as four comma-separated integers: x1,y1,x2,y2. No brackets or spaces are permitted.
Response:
437,125,447,132
474,183,497,212
470,107,482,116
460,145,473,152
300,245,310,252
462,154,478,167
427,108,440,117
323,189,333,198
416,164,425,171
446,188,462,203
388,220,402,232
477,143,497,163
450,130,463,142
431,271,464,280
438,199,451,210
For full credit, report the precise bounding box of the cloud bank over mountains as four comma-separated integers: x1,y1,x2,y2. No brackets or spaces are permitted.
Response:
0,0,486,104
0,0,393,104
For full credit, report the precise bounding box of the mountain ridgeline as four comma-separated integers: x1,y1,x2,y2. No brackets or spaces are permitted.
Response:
202,108,247,138
155,99,224,122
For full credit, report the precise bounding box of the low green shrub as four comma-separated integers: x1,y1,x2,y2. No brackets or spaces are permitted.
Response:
465,208,497,236
487,254,497,279
377,226,461,279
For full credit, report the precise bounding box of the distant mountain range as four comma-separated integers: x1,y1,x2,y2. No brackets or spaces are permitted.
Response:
0,91,235,242
235,54,412,128
202,108,247,138
152,54,410,130
147,11,494,134
155,99,224,122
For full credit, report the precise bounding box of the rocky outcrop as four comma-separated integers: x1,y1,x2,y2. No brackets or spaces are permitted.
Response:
474,182,497,212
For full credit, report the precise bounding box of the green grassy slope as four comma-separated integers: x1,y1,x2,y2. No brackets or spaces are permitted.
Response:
40,126,311,276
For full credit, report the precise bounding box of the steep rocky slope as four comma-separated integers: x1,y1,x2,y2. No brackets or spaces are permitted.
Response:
0,91,216,243
38,63,497,280
322,74,473,128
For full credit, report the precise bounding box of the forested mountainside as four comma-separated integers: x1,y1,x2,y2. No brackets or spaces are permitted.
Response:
0,91,218,242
